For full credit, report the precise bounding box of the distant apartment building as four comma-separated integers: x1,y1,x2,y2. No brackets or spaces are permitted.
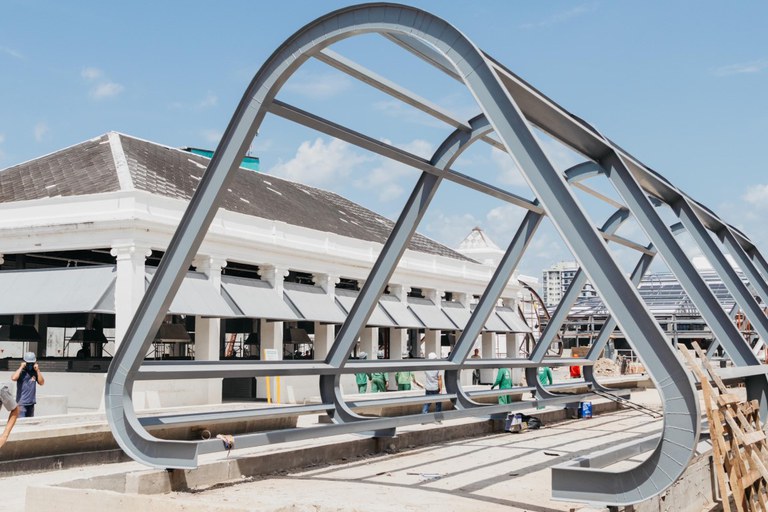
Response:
542,261,597,307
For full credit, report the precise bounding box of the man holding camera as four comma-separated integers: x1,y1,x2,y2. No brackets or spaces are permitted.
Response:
11,352,45,418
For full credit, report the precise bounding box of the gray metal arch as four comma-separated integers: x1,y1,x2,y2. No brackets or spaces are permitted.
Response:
103,3,721,505
319,114,496,424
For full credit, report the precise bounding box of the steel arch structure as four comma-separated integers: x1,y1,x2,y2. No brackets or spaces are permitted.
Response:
104,3,768,506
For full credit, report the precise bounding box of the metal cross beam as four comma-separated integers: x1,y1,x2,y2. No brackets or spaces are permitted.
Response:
102,3,764,507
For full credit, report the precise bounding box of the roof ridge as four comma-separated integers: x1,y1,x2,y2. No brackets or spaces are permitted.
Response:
107,132,134,191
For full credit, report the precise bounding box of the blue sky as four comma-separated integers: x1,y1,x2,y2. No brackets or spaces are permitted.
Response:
2,1,767,279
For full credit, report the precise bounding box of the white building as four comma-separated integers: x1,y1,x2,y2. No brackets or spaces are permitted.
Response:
0,132,530,411
542,261,597,307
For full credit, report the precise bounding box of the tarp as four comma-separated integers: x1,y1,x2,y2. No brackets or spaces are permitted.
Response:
408,298,457,331
378,295,424,329
0,266,116,314
335,290,398,327
221,275,299,321
284,283,347,324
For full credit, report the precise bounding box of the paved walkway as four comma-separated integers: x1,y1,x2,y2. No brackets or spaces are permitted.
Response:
6,388,667,512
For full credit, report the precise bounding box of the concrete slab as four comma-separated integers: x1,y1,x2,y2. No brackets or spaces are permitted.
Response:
17,390,677,512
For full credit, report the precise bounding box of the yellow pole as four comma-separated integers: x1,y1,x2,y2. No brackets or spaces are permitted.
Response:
276,377,281,404
263,349,272,404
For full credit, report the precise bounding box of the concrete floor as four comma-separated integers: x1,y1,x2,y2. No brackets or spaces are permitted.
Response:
168,389,665,512
9,388,674,512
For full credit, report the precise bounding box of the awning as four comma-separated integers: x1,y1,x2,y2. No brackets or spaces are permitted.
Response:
441,303,472,331
221,275,299,321
408,298,457,331
335,290,398,328
469,304,513,332
485,312,512,333
496,308,533,333
146,269,239,318
444,304,513,333
283,283,347,324
378,296,424,328
0,266,116,314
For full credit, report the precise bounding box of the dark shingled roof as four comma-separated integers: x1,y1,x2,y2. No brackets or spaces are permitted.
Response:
0,135,120,202
0,133,472,262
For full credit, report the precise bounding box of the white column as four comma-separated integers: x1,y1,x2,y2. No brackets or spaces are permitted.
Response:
261,264,289,295
258,264,289,358
480,331,495,384
506,332,522,385
387,283,410,360
423,287,446,357
111,242,152,348
193,255,227,405
360,327,378,358
257,264,289,400
312,273,339,360
423,329,440,358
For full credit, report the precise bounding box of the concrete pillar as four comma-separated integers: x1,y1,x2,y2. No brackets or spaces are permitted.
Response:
506,332,523,385
255,264,290,401
260,319,282,358
359,327,378,359
480,331,495,384
423,329,440,358
258,264,289,358
193,255,227,405
313,323,334,361
111,242,152,348
312,273,339,360
261,264,289,295
33,314,48,358
389,328,407,360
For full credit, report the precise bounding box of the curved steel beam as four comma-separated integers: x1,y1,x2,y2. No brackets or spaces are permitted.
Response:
525,207,632,400
320,113,497,423
105,4,700,505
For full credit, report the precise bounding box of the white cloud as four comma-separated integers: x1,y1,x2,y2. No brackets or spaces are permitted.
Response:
425,211,482,248
198,92,218,109
268,137,370,186
81,67,124,100
201,130,222,144
0,46,23,59
34,122,49,142
713,59,768,77
284,71,352,100
520,3,597,29
537,134,587,172
354,139,432,202
81,67,103,80
0,133,5,144
485,204,527,240
743,184,768,207
490,146,527,187
91,81,124,99
372,100,446,129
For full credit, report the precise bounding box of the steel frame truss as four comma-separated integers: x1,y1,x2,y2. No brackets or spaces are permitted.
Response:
104,3,768,507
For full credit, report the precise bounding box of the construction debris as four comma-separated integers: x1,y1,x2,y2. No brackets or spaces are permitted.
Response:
593,357,619,376
679,342,768,511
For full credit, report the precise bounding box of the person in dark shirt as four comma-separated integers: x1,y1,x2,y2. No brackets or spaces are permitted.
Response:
11,352,45,418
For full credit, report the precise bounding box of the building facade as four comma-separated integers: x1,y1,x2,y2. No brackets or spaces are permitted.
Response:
0,132,530,411
542,261,597,307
